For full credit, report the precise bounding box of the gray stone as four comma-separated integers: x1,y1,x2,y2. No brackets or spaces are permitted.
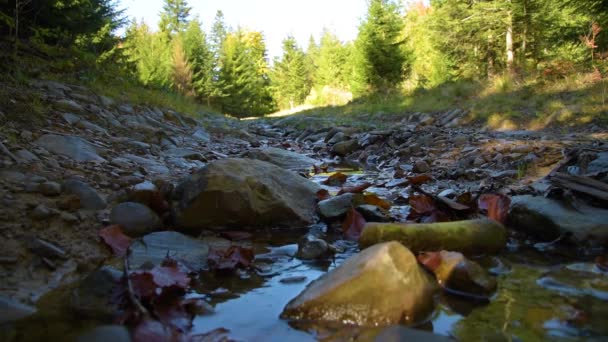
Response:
63,179,106,210
77,120,107,135
318,193,356,219
281,241,437,326
34,134,105,162
118,104,134,114
357,204,390,222
508,195,608,242
98,95,115,107
61,113,81,125
0,296,36,324
296,233,330,260
20,130,33,141
15,149,39,162
172,158,320,231
70,266,122,319
122,154,170,175
110,202,162,237
332,139,360,156
192,128,211,142
128,231,209,270
38,181,61,196
32,205,55,220
54,99,85,113
61,212,79,223
413,160,431,173
327,131,347,144
77,326,131,342
587,152,608,174
166,148,206,162
0,170,26,183
243,147,319,172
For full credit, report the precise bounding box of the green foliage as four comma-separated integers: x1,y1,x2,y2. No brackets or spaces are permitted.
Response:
352,0,407,96
271,35,310,109
158,0,191,37
182,19,213,102
314,29,351,90
123,21,173,88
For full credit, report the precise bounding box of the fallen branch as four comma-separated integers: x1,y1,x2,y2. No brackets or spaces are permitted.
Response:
124,257,149,318
550,172,608,201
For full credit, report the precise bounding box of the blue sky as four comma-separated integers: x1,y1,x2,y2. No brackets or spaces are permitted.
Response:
119,0,370,58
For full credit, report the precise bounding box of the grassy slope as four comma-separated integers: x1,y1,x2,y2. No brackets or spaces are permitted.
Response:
273,74,608,131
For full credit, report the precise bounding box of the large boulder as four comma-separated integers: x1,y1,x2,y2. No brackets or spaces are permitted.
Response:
281,241,437,326
508,195,608,242
243,147,319,172
172,158,320,231
34,134,105,162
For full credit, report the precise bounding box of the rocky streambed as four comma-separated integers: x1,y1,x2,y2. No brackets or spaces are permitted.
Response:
1,79,608,341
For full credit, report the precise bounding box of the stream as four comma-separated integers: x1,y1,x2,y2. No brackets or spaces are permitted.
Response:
4,169,608,342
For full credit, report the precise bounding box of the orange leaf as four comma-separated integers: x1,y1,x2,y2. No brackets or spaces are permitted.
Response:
342,208,367,241
417,252,442,271
337,182,372,195
363,193,391,209
322,172,348,186
407,174,432,185
99,225,131,257
316,189,331,201
478,194,511,223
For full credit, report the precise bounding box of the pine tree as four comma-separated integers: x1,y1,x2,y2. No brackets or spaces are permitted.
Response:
182,18,213,103
304,35,319,87
171,36,193,95
314,29,350,89
123,20,173,88
158,0,191,37
272,35,310,109
352,0,407,95
207,10,229,105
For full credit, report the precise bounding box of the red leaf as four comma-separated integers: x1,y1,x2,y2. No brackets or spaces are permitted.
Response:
478,194,511,223
316,189,331,201
337,182,372,195
130,263,190,298
153,292,192,332
322,172,348,186
99,225,131,257
407,174,432,185
363,193,391,209
409,194,437,214
418,252,442,271
133,319,176,342
130,272,157,298
207,246,254,271
342,208,367,240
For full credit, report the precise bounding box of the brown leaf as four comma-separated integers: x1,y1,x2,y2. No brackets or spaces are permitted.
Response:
99,225,131,257
409,194,437,214
407,174,433,185
456,192,474,207
322,172,348,186
207,246,255,272
342,208,367,241
417,252,442,272
130,263,191,298
478,194,511,223
312,164,329,174
363,193,391,209
316,189,331,201
337,182,372,195
153,292,192,333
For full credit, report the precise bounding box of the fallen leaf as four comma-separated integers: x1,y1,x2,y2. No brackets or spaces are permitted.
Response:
312,164,329,174
417,252,442,271
363,193,391,209
342,208,367,240
153,291,192,332
316,189,331,201
456,192,474,207
409,194,437,214
133,319,176,342
337,182,372,195
478,194,511,223
130,262,191,298
207,246,255,272
99,225,131,257
322,172,348,186
407,174,432,185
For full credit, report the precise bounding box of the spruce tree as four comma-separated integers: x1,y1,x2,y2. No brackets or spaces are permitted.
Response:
182,18,213,103
272,35,310,109
159,0,191,37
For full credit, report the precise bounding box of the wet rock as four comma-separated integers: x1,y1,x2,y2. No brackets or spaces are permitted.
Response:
332,140,359,157
368,325,453,342
413,160,431,173
15,149,39,162
296,233,330,260
34,134,105,162
38,181,61,196
172,158,320,231
318,193,356,219
425,251,497,296
587,152,608,174
77,325,131,342
508,195,608,242
357,204,390,222
243,147,319,172
70,266,122,319
0,296,37,324
281,241,437,326
110,202,162,237
63,179,106,210
128,231,209,270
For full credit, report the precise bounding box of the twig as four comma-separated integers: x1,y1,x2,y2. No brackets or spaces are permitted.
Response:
123,257,149,318
0,141,19,163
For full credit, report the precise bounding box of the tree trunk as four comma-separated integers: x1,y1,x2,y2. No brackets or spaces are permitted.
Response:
506,9,515,76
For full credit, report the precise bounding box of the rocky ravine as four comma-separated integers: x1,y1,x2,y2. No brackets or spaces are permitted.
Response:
1,79,607,335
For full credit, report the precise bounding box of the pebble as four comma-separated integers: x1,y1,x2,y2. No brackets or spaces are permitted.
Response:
38,181,62,196
413,160,431,173
31,204,55,220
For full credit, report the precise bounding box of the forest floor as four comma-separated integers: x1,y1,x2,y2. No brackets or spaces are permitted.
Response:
1,74,608,341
